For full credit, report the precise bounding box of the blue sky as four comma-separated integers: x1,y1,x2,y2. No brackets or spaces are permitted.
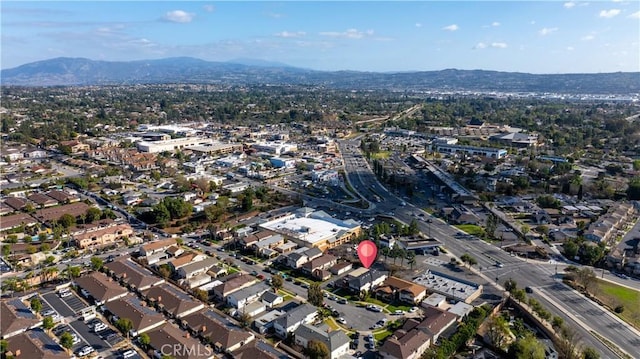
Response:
2,1,639,73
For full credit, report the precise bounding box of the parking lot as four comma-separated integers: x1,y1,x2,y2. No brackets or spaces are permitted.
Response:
53,324,89,353
69,318,122,352
41,289,88,317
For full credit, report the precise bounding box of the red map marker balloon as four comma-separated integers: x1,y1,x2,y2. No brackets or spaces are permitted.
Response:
357,240,378,269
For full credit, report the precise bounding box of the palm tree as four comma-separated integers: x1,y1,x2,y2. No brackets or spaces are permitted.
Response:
407,252,416,270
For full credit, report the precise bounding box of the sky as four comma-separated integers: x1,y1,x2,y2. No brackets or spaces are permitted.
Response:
2,1,639,74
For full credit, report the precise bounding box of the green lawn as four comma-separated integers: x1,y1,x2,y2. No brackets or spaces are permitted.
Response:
595,279,640,329
324,318,340,330
454,224,485,236
370,151,391,160
373,329,393,342
386,303,411,312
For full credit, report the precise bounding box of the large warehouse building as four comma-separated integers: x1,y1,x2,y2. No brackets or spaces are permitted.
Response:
259,207,361,251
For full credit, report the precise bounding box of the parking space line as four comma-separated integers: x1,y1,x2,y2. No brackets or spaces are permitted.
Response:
39,295,57,314
54,293,77,315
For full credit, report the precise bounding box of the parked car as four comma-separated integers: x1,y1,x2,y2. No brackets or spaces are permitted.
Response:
93,322,108,332
59,290,73,298
337,298,347,304
77,346,95,356
337,317,347,324
122,350,137,359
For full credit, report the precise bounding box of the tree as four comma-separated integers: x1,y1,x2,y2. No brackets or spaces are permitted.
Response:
58,213,76,228
460,253,477,268
582,347,600,359
193,289,208,303
504,278,518,292
555,326,582,359
1,244,10,257
305,340,330,359
486,315,510,349
271,275,284,292
158,265,172,279
238,312,252,328
66,266,81,280
115,317,133,337
485,213,499,239
512,289,527,302
90,257,104,271
307,282,324,307
0,339,8,354
407,252,416,270
85,207,102,223
627,178,640,200
60,332,74,353
42,316,55,332
563,240,579,259
138,333,151,349
510,332,545,359
576,268,596,294
552,316,564,330
241,187,254,212
30,297,43,313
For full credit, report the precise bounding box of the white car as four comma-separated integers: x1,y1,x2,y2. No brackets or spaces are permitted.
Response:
393,310,405,315
337,317,347,324
93,322,108,332
59,290,72,298
122,350,137,359
77,346,95,356
409,306,418,313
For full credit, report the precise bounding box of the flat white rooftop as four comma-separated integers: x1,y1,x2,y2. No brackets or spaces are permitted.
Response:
259,211,357,245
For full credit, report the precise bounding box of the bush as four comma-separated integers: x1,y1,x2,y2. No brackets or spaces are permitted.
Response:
614,305,624,313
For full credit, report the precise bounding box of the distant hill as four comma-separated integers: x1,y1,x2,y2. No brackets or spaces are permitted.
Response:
2,57,638,94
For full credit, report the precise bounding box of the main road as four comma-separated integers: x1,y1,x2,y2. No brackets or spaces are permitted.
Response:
337,138,640,358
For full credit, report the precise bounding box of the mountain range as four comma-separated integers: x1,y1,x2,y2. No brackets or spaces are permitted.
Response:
2,57,639,95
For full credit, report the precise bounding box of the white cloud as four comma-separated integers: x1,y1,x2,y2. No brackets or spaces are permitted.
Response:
202,5,215,13
567,46,575,51
492,22,501,27
599,9,621,18
415,23,423,28
319,28,374,39
530,20,536,25
564,2,576,9
491,42,508,48
473,42,487,49
628,11,640,19
539,27,558,35
581,34,595,41
442,24,459,31
274,31,306,38
163,10,195,23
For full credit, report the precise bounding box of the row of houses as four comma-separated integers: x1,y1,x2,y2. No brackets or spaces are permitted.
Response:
72,265,280,359
584,202,637,244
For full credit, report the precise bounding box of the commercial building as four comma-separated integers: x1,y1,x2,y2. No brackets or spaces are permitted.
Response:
259,207,361,251
431,143,507,159
137,137,226,153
